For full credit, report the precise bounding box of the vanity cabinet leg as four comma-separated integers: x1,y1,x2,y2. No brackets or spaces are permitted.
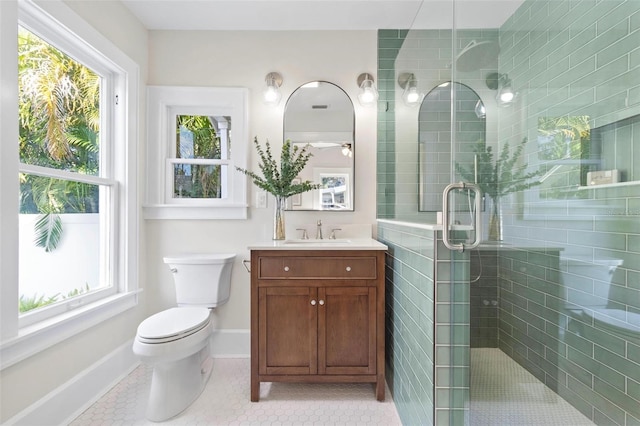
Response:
376,379,385,401
251,376,259,402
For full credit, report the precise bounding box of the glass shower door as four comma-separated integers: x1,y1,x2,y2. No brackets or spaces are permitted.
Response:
450,0,640,425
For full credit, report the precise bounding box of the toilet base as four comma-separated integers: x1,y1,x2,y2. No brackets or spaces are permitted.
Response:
145,345,213,422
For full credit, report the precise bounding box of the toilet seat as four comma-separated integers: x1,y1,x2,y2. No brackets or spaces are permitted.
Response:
137,307,211,344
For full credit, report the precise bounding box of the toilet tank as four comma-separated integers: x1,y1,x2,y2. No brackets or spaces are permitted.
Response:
163,253,236,307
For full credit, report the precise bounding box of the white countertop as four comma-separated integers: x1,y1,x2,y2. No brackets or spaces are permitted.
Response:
248,238,388,251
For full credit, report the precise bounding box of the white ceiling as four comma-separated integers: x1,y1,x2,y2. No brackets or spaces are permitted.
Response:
120,0,525,31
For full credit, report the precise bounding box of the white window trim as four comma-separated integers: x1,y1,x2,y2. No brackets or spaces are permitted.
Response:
0,0,139,369
143,86,249,220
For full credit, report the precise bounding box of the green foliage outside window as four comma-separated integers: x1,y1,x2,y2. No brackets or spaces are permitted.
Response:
18,27,101,311
18,27,100,219
175,115,223,199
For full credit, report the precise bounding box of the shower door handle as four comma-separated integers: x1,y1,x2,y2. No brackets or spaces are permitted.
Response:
442,182,482,252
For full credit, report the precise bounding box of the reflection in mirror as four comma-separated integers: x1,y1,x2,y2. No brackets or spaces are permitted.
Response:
419,82,486,211
284,81,355,211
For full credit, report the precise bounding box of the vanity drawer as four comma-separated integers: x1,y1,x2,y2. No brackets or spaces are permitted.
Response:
258,256,377,279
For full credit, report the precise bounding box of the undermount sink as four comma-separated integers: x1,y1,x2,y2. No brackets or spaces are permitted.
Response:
283,238,352,245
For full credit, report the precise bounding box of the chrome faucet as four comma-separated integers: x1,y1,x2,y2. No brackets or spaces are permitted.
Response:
329,228,342,240
316,220,323,239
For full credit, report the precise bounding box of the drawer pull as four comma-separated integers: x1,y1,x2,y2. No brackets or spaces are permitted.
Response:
319,299,325,306
310,299,317,306
346,266,351,272
284,266,290,272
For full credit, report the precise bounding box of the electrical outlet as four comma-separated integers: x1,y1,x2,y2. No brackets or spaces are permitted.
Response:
256,191,267,208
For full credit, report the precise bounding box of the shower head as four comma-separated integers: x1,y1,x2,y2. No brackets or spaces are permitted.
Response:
455,40,500,72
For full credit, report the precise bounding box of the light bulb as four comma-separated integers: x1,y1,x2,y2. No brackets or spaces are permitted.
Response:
496,75,517,106
263,72,282,106
360,88,375,103
399,73,422,107
500,90,514,103
264,86,280,103
403,85,421,106
357,74,378,107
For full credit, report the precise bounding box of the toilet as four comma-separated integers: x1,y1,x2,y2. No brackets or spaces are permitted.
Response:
133,253,235,422
563,256,639,343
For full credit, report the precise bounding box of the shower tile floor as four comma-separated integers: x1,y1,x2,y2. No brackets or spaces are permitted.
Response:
471,348,594,426
71,350,596,425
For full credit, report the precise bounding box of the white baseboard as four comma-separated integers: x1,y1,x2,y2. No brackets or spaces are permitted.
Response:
6,339,139,426
6,329,250,425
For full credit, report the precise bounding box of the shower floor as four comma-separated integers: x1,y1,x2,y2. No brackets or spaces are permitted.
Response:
471,348,594,425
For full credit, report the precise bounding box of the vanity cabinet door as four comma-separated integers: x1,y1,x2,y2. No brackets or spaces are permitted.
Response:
318,287,377,375
258,287,318,375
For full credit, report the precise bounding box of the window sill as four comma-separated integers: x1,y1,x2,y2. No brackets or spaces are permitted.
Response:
143,204,248,220
0,290,141,370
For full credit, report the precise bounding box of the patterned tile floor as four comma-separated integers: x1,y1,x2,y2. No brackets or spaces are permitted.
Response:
71,350,597,425
70,358,402,425
470,348,595,426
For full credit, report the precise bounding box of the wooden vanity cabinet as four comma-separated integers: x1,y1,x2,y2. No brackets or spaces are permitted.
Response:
250,249,386,402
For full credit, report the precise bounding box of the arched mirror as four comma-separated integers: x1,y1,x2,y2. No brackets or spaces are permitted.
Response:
284,81,355,211
419,81,486,211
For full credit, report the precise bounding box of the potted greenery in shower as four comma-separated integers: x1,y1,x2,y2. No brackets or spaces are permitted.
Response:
455,138,543,240
236,137,320,240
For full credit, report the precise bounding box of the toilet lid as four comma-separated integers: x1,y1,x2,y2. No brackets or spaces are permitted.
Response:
137,307,210,341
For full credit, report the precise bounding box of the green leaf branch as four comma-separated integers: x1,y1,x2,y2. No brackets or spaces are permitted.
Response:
456,138,543,201
236,137,320,198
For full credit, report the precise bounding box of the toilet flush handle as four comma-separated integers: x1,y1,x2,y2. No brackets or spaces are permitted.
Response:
170,267,178,273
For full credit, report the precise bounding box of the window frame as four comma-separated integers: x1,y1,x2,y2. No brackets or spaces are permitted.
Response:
144,86,249,220
0,0,139,369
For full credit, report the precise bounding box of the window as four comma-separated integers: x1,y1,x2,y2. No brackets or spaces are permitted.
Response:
0,0,138,368
17,25,115,325
144,86,248,220
172,115,229,201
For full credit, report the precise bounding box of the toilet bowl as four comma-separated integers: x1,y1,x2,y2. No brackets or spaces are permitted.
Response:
583,308,640,344
562,256,639,343
133,253,235,422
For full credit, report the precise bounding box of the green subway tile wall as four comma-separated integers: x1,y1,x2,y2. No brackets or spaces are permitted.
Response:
496,0,640,424
377,30,402,219
378,220,470,425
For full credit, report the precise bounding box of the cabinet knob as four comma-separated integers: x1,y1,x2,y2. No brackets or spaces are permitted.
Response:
284,266,290,272
310,299,317,306
319,299,325,306
346,266,351,272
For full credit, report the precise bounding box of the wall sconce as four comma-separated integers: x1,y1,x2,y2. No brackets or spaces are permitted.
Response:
356,73,378,107
341,143,353,157
398,73,422,107
486,72,517,107
263,72,283,106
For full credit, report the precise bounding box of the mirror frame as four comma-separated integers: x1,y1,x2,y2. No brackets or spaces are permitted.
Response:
283,80,355,211
418,81,486,212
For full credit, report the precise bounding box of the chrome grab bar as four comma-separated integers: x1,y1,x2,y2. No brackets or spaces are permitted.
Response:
442,182,482,252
